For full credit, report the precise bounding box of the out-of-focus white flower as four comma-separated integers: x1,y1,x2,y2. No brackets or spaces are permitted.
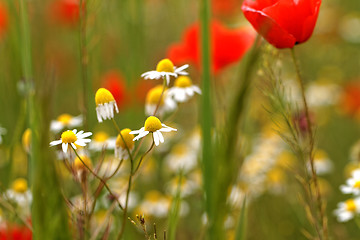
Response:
168,76,201,103
0,126,6,144
334,198,360,222
137,191,171,218
307,149,333,175
165,143,198,173
5,178,32,209
50,114,82,133
145,85,177,117
306,83,340,108
166,176,198,197
339,14,360,43
89,131,116,151
141,59,189,85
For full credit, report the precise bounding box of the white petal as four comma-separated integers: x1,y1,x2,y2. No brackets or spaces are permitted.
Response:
157,131,164,143
192,85,202,94
130,127,145,135
75,140,86,146
62,143,68,153
175,64,189,72
50,121,63,132
153,132,160,146
71,143,77,149
50,139,62,146
78,132,92,138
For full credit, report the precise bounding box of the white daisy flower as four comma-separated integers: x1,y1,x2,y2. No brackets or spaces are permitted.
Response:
130,116,177,146
334,198,360,222
307,149,333,175
168,76,201,103
145,85,177,116
0,126,6,144
141,58,189,85
95,88,119,123
166,176,198,197
50,129,92,154
340,169,360,195
88,131,116,151
5,178,32,209
114,128,135,160
50,114,82,133
165,143,198,173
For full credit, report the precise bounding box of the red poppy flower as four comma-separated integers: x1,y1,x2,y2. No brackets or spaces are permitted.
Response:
167,20,256,73
50,0,82,26
0,4,8,38
340,82,360,117
0,224,32,240
212,0,242,16
242,0,321,49
134,80,157,105
101,71,128,109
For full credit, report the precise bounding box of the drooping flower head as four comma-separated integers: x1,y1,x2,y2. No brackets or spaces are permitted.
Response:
50,129,92,154
115,128,135,160
141,59,189,85
167,20,256,73
95,88,119,123
130,116,177,146
145,85,176,116
168,76,202,103
242,0,322,49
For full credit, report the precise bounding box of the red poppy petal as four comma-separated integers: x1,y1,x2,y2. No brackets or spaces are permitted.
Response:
242,6,296,48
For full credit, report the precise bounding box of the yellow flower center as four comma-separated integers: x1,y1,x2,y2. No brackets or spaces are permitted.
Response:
95,88,115,106
145,190,162,202
61,130,77,143
354,180,360,189
93,131,109,143
57,114,73,124
156,59,174,73
144,116,162,132
345,199,357,212
174,76,192,88
314,150,328,162
146,85,166,105
11,178,28,193
267,168,285,183
74,155,92,171
116,128,135,149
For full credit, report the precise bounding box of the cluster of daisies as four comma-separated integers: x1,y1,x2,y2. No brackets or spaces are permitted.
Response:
334,169,360,222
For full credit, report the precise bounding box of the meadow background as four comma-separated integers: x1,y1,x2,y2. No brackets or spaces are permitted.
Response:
0,0,360,239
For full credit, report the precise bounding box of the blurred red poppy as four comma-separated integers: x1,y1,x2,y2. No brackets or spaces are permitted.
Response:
340,82,360,117
242,0,321,49
167,20,256,73
101,71,128,109
0,224,32,240
134,80,157,105
0,4,8,38
50,0,82,26
212,0,241,16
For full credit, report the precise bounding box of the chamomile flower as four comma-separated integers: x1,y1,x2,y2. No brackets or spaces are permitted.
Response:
168,76,201,103
0,126,6,144
73,154,92,172
141,59,189,85
5,178,32,209
334,198,360,222
50,129,92,154
130,116,177,146
95,88,119,123
114,128,135,160
88,131,116,151
50,113,82,133
165,143,198,173
307,149,333,175
145,85,177,116
340,169,360,195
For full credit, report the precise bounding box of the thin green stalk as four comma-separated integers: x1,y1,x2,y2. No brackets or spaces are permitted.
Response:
79,0,89,129
71,146,124,210
290,48,328,240
168,171,183,240
200,0,215,238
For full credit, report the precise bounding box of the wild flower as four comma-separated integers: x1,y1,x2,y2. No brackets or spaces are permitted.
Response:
50,129,92,154
95,88,119,123
168,76,202,103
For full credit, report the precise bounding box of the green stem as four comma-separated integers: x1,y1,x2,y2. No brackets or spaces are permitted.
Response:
71,146,124,210
290,48,328,240
200,0,214,238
